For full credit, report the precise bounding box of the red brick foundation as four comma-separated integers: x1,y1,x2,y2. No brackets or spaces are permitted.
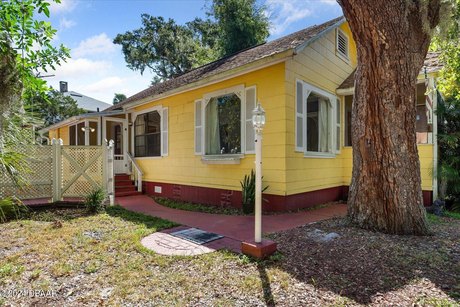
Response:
143,181,433,212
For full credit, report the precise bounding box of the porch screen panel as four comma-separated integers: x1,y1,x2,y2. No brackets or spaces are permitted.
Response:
77,122,85,145
69,125,76,145
245,86,256,153
89,121,98,145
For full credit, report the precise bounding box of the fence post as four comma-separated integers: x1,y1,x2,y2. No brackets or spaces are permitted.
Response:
51,139,63,202
106,140,115,205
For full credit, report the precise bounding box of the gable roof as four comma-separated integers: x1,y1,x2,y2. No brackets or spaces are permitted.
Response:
337,51,443,90
64,91,112,112
105,16,345,111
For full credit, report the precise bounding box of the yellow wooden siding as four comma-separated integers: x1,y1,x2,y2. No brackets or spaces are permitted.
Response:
284,22,433,195
285,23,356,195
134,63,287,195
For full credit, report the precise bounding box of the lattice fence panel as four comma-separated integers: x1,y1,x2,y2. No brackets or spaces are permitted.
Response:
61,146,104,197
0,145,53,200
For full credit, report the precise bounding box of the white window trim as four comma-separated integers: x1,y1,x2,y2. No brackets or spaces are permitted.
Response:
68,119,100,146
336,28,350,62
296,80,339,158
199,84,246,160
130,105,166,158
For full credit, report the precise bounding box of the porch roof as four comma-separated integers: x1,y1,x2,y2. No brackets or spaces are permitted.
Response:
38,110,126,135
337,51,443,91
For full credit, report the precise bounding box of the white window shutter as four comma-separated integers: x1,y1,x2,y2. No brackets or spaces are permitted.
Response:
295,81,304,152
161,107,168,156
194,100,203,155
245,86,256,153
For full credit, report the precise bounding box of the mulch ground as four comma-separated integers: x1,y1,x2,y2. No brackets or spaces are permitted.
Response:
269,216,460,306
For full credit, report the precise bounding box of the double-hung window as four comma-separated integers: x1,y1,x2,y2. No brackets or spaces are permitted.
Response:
133,107,169,157
295,80,340,156
195,85,257,160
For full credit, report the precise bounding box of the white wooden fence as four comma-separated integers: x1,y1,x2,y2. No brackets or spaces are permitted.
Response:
0,139,114,202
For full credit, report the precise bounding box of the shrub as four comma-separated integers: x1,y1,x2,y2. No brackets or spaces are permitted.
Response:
84,188,107,213
0,197,29,223
240,170,268,214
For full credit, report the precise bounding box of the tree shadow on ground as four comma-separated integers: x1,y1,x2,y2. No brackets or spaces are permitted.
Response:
269,218,460,304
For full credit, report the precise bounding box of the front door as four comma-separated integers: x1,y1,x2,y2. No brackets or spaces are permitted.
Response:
104,119,128,174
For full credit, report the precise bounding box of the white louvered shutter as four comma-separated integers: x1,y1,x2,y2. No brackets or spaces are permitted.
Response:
194,100,203,155
245,86,256,153
295,81,304,151
161,107,168,156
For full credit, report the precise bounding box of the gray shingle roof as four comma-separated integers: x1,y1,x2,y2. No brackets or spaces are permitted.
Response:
64,91,112,112
106,16,345,111
337,52,443,90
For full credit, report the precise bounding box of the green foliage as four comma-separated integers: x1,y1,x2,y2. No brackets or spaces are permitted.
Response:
0,197,29,223
155,197,243,215
240,169,268,214
114,0,269,83
0,0,70,100
114,15,218,83
25,90,84,126
0,0,69,188
211,0,269,56
113,93,127,105
84,188,107,213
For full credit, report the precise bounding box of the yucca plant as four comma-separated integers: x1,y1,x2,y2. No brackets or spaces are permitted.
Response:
0,197,29,223
240,169,268,214
84,188,107,213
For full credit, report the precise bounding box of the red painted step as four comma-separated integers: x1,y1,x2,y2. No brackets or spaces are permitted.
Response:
115,174,131,181
116,186,137,192
115,191,143,197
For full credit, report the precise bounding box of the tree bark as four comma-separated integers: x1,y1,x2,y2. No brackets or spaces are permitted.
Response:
337,0,441,235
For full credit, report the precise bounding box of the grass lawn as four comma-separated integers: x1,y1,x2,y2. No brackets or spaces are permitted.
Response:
1,206,459,306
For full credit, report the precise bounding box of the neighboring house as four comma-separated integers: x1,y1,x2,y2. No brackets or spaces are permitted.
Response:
59,81,112,112
40,17,441,211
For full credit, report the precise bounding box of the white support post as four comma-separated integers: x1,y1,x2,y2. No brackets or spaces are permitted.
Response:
432,78,439,201
254,131,262,243
107,140,115,205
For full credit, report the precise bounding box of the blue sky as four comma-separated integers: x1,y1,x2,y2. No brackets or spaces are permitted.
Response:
45,0,342,103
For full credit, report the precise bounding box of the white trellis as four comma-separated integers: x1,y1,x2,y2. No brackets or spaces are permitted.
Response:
0,139,114,202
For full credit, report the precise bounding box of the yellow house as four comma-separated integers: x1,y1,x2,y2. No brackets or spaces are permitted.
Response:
42,17,440,211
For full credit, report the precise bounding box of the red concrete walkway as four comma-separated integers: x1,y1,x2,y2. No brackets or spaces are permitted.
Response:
116,195,347,242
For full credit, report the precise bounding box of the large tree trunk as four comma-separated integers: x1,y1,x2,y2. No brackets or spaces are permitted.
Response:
337,0,442,235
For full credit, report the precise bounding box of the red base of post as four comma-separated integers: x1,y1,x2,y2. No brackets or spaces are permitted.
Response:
241,239,277,259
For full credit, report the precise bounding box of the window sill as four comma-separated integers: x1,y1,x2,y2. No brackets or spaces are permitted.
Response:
201,154,243,164
304,152,336,159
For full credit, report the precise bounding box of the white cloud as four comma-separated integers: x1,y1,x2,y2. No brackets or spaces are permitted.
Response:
50,58,112,78
266,0,313,35
72,33,118,58
83,77,124,93
59,17,76,30
49,0,78,14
